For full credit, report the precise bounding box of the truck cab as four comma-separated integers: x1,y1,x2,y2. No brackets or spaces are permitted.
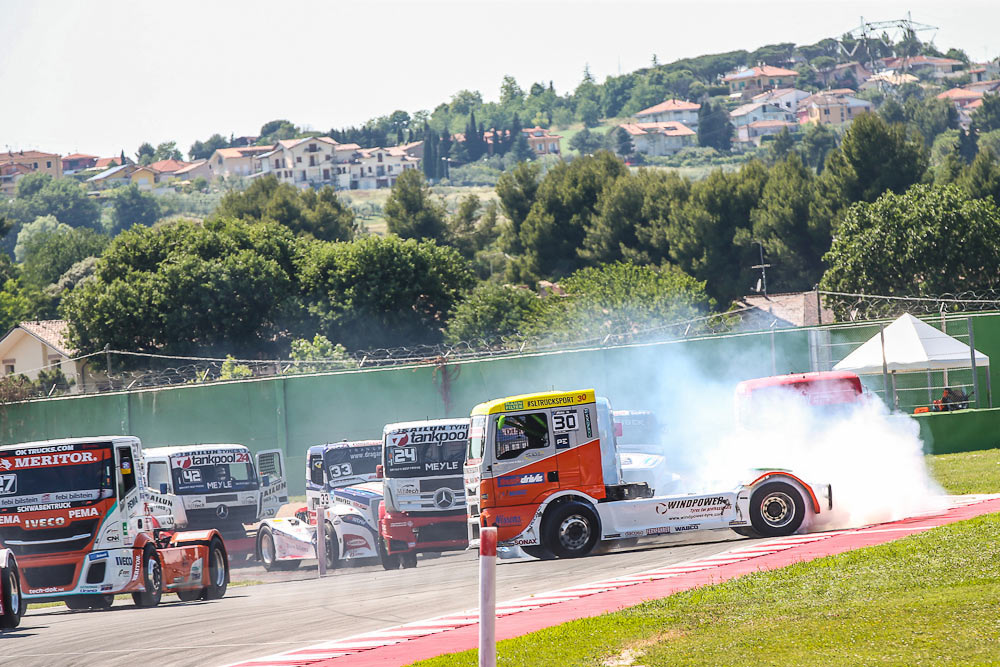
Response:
143,444,287,538
466,390,832,559
734,371,864,426
379,419,470,569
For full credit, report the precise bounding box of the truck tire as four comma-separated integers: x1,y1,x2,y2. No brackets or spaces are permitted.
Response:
749,482,805,537
176,588,201,602
520,545,555,560
542,502,600,558
1,562,22,629
132,546,163,608
202,537,228,600
732,526,762,538
400,552,418,569
379,537,400,570
324,522,340,570
258,526,279,572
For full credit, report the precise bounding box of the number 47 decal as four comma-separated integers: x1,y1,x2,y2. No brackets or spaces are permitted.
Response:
0,474,16,495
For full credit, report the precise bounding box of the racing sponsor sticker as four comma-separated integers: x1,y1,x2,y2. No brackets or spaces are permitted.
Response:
673,524,700,532
498,472,544,487
656,496,729,513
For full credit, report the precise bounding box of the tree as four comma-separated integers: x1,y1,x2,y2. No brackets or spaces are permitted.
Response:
821,184,1000,299
299,235,474,349
577,99,600,127
21,227,109,289
509,131,534,163
800,122,838,172
769,127,795,161
496,161,541,256
110,185,161,235
569,127,603,155
878,98,906,125
500,75,525,107
189,133,230,160
285,334,352,373
14,215,69,261
904,96,958,146
612,127,635,157
960,148,1000,204
384,169,447,241
444,283,542,343
972,93,1000,135
2,173,101,232
259,119,299,142
62,218,305,357
819,112,928,212
697,102,733,152
136,142,155,165
153,141,182,161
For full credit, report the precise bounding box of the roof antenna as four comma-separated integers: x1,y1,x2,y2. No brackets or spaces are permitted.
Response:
751,240,771,297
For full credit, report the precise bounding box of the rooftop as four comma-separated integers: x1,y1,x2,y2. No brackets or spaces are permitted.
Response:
635,98,701,116
17,320,76,357
723,65,798,81
618,121,695,137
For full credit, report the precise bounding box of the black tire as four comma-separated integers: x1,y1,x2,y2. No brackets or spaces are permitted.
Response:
749,482,806,537
400,552,418,569
1,564,22,629
132,546,163,608
520,545,556,560
732,526,762,538
542,502,600,558
379,537,400,570
89,594,114,609
202,537,228,600
324,522,339,570
258,527,279,572
176,588,201,602
65,596,92,611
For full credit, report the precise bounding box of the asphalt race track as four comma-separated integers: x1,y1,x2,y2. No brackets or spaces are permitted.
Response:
4,532,753,667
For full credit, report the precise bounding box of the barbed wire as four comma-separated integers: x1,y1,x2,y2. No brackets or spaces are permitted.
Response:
819,289,1000,321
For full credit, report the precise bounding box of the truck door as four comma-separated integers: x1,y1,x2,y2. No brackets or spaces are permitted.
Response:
116,443,143,537
145,459,182,530
490,411,558,506
256,449,288,519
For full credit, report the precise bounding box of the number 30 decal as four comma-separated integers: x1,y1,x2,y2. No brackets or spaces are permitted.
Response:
552,411,578,432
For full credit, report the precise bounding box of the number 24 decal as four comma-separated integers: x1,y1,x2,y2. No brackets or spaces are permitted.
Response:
391,447,416,464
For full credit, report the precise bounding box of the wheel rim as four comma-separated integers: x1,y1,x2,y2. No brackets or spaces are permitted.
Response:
147,557,161,594
262,535,275,565
759,491,794,528
558,514,591,551
9,571,19,616
213,549,226,587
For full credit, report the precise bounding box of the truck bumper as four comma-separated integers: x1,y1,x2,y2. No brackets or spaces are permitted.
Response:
380,511,468,555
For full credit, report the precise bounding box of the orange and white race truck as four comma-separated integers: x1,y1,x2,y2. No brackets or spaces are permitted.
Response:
465,390,833,558
379,419,470,569
0,436,230,610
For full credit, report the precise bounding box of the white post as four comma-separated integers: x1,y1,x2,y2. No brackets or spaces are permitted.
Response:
479,527,497,667
315,494,329,577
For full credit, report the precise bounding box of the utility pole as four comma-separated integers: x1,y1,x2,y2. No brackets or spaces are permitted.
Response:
751,241,771,297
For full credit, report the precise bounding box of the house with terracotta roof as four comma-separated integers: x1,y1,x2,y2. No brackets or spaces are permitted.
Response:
522,126,562,156
618,121,696,156
86,164,157,190
817,62,872,88
208,145,274,180
797,91,873,126
723,65,798,96
2,150,63,183
859,71,919,91
751,88,810,114
881,55,964,79
729,101,795,128
0,162,32,196
95,156,132,169
257,137,343,188
0,320,100,393
634,99,701,128
736,120,799,146
171,159,214,183
146,158,192,181
61,153,98,174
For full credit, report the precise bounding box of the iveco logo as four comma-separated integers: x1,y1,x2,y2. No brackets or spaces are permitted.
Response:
433,488,455,509
215,504,229,519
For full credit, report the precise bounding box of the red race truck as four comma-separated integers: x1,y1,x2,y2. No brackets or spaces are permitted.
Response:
0,436,229,610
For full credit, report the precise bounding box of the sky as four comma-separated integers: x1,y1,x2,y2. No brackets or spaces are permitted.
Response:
1,0,997,159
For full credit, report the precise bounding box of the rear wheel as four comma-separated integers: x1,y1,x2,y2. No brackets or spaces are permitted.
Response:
176,589,201,602
202,537,228,600
521,545,555,561
379,537,400,570
1,564,22,629
400,552,418,569
258,527,279,572
542,502,600,558
324,522,340,570
732,526,762,538
132,546,163,608
65,596,92,611
749,482,806,537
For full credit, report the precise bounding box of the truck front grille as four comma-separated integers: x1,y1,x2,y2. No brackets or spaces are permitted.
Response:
0,519,99,556
419,478,464,491
417,521,468,544
23,563,78,589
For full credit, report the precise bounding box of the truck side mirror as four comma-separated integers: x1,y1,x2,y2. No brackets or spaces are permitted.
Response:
262,475,271,487
375,464,383,479
159,483,168,495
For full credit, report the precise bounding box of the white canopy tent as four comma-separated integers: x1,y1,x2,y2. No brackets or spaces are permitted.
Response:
833,313,991,408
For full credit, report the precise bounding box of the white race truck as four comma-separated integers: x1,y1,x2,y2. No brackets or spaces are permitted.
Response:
466,390,833,558
256,441,384,571
143,444,287,539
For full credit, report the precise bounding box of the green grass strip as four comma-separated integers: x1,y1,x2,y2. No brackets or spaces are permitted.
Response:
928,447,1000,495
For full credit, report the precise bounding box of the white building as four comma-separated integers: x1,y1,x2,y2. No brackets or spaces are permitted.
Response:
348,148,421,190
729,101,795,128
208,145,274,180
257,137,344,188
618,121,697,156
633,98,701,128
0,320,98,393
751,88,811,114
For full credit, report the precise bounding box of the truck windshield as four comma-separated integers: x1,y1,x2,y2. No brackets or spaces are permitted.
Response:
0,441,114,510
324,445,381,487
384,423,469,478
170,450,258,494
467,416,486,461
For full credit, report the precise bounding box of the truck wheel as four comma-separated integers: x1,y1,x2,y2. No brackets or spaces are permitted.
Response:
379,537,400,570
324,522,340,570
749,482,805,537
132,546,163,608
90,594,114,609
202,537,228,600
542,502,600,558
400,552,418,569
732,526,762,538
520,545,555,560
176,588,201,602
258,527,279,572
1,562,22,629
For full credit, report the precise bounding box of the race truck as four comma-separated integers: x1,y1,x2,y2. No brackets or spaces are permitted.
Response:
143,444,288,538
1,548,23,629
256,440,384,571
465,390,833,559
379,419,470,569
612,409,681,496
734,371,864,425
0,436,230,610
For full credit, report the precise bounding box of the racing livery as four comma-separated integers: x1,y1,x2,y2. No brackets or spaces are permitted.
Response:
256,441,384,570
465,390,833,558
0,437,230,609
379,419,469,569
144,444,287,538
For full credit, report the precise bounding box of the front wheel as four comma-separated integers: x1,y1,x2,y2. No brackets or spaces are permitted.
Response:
132,546,163,608
732,526,762,538
324,522,340,570
379,537,400,570
1,564,22,629
202,537,228,600
749,482,806,537
521,545,556,561
400,552,418,569
542,502,600,558
258,527,279,572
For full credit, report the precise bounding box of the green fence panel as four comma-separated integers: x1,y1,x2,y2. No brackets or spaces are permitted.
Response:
913,407,1000,455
